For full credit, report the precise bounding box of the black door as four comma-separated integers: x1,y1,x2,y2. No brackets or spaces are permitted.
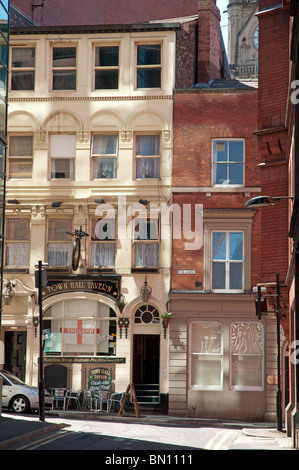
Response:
4,331,27,381
133,334,160,384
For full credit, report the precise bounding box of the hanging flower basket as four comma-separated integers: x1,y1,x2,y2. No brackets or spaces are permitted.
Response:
115,300,126,313
161,313,173,337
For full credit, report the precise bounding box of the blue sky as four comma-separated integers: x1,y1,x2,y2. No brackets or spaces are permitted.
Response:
217,0,229,51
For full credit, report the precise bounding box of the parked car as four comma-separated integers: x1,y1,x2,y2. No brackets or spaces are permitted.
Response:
0,369,53,414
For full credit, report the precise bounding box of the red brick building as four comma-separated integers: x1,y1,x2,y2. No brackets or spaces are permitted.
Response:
167,1,278,421
252,0,299,446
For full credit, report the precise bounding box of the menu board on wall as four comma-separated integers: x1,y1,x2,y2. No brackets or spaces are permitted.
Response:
88,367,112,391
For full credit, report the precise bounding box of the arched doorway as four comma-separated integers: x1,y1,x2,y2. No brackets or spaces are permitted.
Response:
132,304,160,404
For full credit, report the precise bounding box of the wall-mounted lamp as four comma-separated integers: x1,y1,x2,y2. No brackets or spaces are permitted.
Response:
94,198,106,204
140,279,152,302
245,195,295,208
7,199,20,204
3,281,16,305
139,199,149,206
51,201,63,208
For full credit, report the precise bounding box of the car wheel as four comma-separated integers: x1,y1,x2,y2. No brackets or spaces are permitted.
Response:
10,395,30,414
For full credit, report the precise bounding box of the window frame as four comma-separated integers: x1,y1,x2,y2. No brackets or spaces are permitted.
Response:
189,321,223,391
203,211,253,292
10,45,35,91
212,138,245,187
211,230,244,292
47,217,73,267
90,216,116,268
132,217,160,269
5,217,30,267
43,300,117,357
8,134,33,179
230,321,264,391
91,133,118,179
93,43,120,91
135,42,162,89
49,133,76,180
51,44,77,91
134,132,161,179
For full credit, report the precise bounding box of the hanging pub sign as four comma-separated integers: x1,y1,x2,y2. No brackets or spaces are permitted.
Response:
88,367,112,391
42,277,121,300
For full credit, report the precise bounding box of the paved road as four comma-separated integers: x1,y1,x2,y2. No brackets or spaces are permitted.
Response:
4,416,293,452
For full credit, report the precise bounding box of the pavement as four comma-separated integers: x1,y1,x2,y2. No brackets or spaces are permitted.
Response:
0,408,295,450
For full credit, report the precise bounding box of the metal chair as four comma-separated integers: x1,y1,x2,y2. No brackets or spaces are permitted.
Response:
64,389,81,410
96,391,110,412
109,392,125,413
83,389,99,411
51,388,67,409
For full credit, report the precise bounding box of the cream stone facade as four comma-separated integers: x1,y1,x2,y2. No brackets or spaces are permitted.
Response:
2,24,176,409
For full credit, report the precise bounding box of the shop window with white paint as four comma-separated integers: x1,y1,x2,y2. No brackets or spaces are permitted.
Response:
230,322,264,390
43,299,117,356
190,321,223,390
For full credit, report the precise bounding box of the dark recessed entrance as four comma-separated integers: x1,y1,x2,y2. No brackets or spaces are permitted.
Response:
133,334,160,403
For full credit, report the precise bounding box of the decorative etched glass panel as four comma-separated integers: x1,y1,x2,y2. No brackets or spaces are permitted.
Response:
231,322,263,388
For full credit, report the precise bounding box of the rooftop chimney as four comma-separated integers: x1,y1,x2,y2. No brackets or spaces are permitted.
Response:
197,0,222,83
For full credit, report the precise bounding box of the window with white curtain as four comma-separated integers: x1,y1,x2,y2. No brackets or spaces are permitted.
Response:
135,134,160,179
90,217,115,267
133,218,159,268
11,47,35,90
190,321,223,389
49,134,76,179
47,218,72,267
91,134,117,179
5,218,30,266
230,322,264,390
8,135,33,179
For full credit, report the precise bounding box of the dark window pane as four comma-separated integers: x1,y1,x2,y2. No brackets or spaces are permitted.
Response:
53,47,76,67
12,48,35,68
95,46,118,67
212,262,225,289
137,68,161,88
11,71,35,90
53,70,76,90
95,70,118,89
229,263,243,289
137,45,161,65
229,163,243,184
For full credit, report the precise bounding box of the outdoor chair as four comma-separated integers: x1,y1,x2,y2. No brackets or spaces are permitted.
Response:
64,389,81,410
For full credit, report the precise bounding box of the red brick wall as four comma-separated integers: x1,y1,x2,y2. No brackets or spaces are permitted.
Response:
257,2,291,284
171,88,260,291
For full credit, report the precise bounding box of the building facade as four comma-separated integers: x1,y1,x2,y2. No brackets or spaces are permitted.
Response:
169,81,281,421
3,19,178,406
227,0,259,80
2,1,230,412
0,0,10,373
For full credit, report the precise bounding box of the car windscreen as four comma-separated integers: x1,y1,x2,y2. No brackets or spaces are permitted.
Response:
0,371,25,385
